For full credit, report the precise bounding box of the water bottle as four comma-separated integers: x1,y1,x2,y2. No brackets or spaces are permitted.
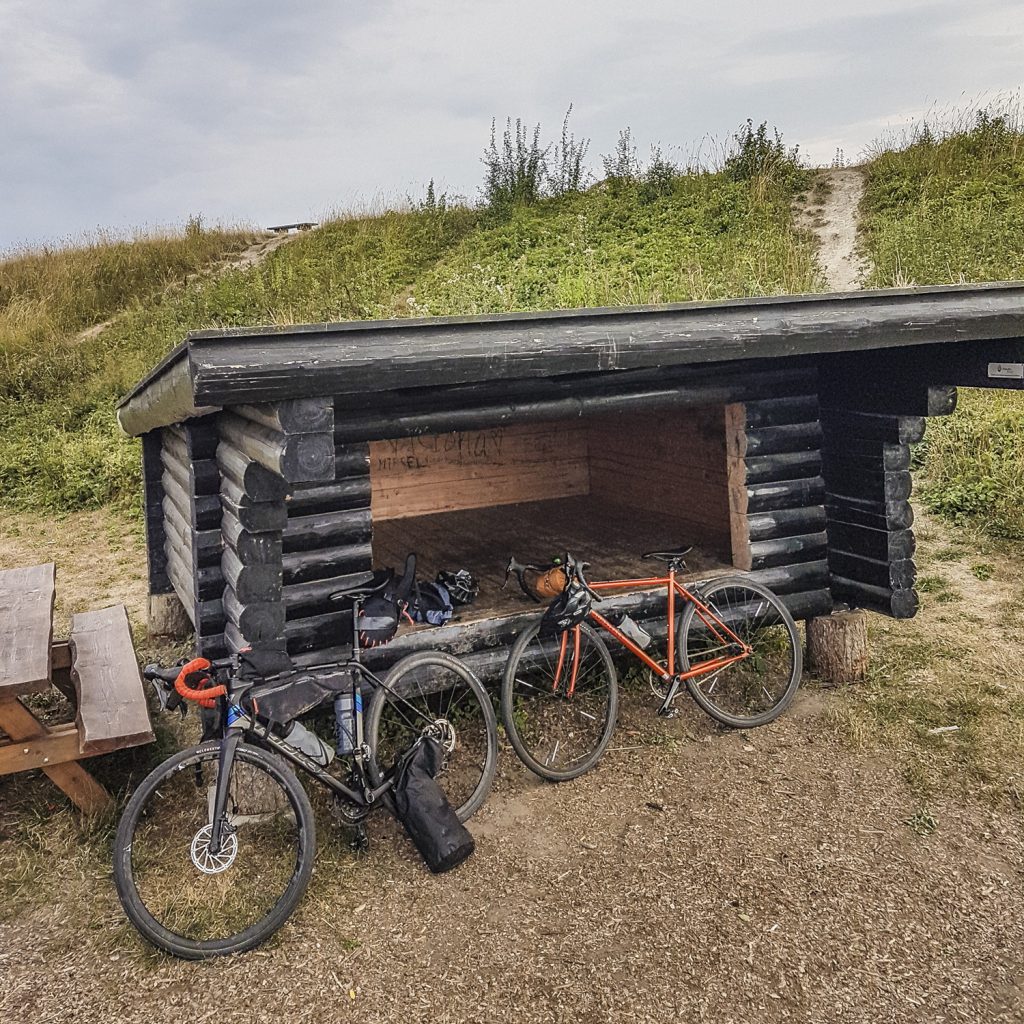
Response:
616,614,652,650
334,690,357,756
281,720,335,767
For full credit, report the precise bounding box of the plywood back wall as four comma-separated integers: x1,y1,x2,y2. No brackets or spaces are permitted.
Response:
370,421,590,520
586,407,732,557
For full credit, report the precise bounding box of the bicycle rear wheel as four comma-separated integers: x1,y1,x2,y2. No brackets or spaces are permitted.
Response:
113,741,316,959
501,620,618,782
677,577,802,728
365,652,498,821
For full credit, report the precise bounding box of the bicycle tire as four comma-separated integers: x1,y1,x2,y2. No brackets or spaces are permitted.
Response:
677,576,802,728
365,651,498,821
501,620,618,782
113,741,316,960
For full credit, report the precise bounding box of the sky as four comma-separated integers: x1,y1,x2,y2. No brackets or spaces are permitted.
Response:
2,0,1023,250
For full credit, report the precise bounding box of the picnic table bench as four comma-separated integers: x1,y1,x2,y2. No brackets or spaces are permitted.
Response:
0,563,154,813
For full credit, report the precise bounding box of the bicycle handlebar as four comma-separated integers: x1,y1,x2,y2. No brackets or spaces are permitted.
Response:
563,552,602,602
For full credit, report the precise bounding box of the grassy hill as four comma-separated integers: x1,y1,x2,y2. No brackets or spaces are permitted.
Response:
0,134,818,514
1,110,1022,539
861,108,1024,539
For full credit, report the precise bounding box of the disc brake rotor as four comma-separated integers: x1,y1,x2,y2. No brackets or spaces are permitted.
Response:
190,823,238,874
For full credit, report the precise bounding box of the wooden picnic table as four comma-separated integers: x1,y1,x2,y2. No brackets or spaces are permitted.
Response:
0,563,154,813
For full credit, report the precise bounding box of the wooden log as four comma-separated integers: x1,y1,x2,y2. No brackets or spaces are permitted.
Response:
219,411,334,483
748,531,828,571
285,477,372,516
223,585,286,641
746,476,826,514
162,466,220,529
283,508,372,553
743,394,819,428
163,430,220,494
807,611,869,685
827,522,916,562
224,620,286,654
828,550,916,590
286,609,352,654
162,497,221,567
746,559,829,595
217,441,290,502
334,446,371,478
822,382,957,418
819,409,925,445
142,432,172,595
234,398,334,434
820,444,912,473
222,546,282,603
820,462,913,503
831,576,918,619
222,509,284,564
747,506,828,542
740,422,823,457
283,571,376,616
148,592,191,638
825,496,914,531
282,542,373,586
220,475,288,532
164,555,197,626
177,418,221,460
744,450,822,485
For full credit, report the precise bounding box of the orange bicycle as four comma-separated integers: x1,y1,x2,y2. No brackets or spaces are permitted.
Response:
500,550,802,781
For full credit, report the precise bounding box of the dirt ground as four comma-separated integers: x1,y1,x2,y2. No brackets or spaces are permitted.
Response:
2,506,1024,1023
795,169,870,292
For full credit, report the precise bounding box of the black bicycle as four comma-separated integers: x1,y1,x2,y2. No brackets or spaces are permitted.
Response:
113,577,497,960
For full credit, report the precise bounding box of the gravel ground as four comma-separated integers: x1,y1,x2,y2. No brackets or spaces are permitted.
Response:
3,689,1024,1024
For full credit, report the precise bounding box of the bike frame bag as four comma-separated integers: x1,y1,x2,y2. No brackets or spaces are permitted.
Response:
393,737,474,873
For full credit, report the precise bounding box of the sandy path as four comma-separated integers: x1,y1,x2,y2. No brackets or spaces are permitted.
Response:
797,168,869,291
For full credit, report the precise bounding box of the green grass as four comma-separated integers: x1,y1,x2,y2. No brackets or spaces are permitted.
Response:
0,163,816,514
861,105,1024,539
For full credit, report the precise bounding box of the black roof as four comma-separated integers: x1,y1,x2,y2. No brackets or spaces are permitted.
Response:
117,282,1024,435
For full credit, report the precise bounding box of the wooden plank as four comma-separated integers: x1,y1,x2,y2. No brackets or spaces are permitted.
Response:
746,477,826,514
282,542,373,586
0,563,56,697
748,531,828,571
70,605,154,756
725,402,751,571
370,421,590,520
828,550,917,590
114,283,1024,426
0,698,113,813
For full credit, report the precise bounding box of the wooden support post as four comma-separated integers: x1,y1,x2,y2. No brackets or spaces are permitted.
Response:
807,610,869,686
148,592,191,637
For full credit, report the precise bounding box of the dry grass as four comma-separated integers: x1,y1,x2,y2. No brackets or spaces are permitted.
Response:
825,508,1024,805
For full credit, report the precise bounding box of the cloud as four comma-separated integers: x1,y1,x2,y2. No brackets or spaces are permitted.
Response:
1,0,1022,247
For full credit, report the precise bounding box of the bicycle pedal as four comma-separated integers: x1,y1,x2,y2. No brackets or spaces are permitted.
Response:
348,825,370,856
658,705,681,719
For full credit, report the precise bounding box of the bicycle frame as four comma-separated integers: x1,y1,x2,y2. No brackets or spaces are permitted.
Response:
586,566,752,684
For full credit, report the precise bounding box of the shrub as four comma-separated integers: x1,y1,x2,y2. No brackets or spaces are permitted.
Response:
481,118,548,211
724,120,807,193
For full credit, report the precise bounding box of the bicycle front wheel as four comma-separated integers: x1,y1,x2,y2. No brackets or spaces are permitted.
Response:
113,741,316,960
677,577,802,728
366,652,498,822
501,620,618,782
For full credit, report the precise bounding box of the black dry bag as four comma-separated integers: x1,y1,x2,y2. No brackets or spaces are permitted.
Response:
393,737,474,874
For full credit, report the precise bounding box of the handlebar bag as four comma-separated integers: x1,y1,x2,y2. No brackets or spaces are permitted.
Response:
393,737,474,874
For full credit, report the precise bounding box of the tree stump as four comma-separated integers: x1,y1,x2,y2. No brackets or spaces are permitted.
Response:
807,610,869,686
148,593,191,638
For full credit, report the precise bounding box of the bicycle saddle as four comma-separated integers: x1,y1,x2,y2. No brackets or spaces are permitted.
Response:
329,569,391,603
641,546,694,562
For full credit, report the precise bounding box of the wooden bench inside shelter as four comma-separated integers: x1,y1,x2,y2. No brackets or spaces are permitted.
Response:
0,563,154,813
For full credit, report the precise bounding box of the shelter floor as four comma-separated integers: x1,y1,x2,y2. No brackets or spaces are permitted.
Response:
372,496,731,622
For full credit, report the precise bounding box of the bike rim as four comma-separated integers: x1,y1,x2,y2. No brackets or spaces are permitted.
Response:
373,661,493,815
684,584,796,721
124,749,306,947
507,625,614,775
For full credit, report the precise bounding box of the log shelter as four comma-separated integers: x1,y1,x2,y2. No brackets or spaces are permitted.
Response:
117,283,1024,680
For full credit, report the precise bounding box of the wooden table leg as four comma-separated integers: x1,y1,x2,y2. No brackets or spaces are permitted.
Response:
0,698,113,814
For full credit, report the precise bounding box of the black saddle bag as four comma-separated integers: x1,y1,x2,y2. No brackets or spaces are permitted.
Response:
393,737,474,874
